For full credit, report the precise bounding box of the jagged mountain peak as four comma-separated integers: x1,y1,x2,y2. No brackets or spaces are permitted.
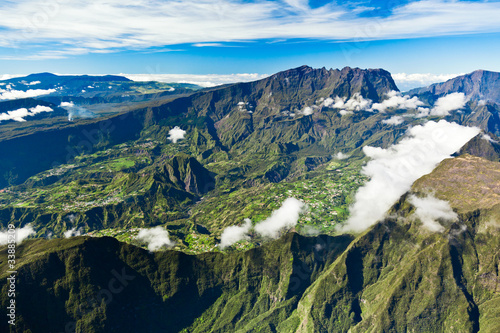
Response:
273,65,396,82
261,65,398,103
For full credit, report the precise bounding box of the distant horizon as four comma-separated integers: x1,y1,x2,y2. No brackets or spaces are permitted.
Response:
0,67,473,91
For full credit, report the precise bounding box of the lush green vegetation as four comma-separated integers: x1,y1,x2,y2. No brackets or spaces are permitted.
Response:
0,67,499,332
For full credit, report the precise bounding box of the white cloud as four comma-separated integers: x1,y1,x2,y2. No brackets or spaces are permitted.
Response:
482,134,499,143
335,152,349,160
0,225,35,245
136,226,174,251
123,73,269,88
382,115,404,126
430,92,467,116
415,107,431,118
339,120,480,233
392,73,463,91
339,110,353,116
168,126,186,143
63,228,82,238
2,1,498,58
0,108,30,122
300,106,314,116
332,93,372,112
192,43,224,47
322,97,334,107
372,91,424,113
218,198,305,247
0,74,23,80
416,93,468,118
254,198,305,238
0,87,56,100
0,105,53,122
29,105,53,113
408,194,458,232
219,218,252,249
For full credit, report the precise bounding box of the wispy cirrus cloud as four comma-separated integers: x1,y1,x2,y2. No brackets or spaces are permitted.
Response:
0,1,499,59
0,47,91,60
192,43,225,47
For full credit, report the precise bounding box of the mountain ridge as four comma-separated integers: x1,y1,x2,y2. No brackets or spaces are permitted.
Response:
0,65,499,332
408,69,500,104
0,65,399,189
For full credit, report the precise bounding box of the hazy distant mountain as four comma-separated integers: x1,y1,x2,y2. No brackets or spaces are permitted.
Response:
1,72,201,100
408,70,500,104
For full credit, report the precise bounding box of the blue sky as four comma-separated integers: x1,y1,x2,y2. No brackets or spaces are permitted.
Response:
0,0,499,82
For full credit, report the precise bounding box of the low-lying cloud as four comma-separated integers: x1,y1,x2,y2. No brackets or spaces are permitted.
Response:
331,93,372,112
254,198,305,238
219,218,252,249
482,134,499,143
335,152,350,160
339,110,353,116
301,106,314,116
136,226,175,251
339,120,480,233
415,93,467,118
0,105,53,122
168,126,186,143
408,194,458,232
372,91,424,113
63,228,82,238
0,225,35,245
382,115,405,125
218,197,305,248
430,92,467,116
325,91,426,115
320,90,466,120
0,87,56,100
